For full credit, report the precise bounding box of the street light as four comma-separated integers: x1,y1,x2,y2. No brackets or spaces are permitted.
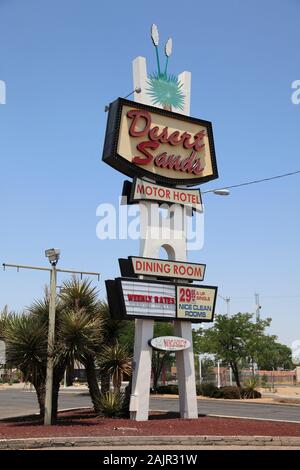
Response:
44,248,60,425
212,189,230,196
202,188,230,196
45,248,60,266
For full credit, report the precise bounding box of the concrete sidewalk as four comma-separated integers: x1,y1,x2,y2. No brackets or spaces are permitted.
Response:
1,435,300,450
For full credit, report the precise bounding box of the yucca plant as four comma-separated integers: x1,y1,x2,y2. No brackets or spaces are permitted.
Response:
2,311,48,415
97,344,132,392
59,276,99,314
58,277,104,412
1,278,130,420
97,301,127,395
55,306,104,412
0,305,9,340
98,390,124,418
242,377,260,399
26,291,67,421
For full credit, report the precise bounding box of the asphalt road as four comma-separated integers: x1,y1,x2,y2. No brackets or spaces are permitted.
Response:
0,389,299,423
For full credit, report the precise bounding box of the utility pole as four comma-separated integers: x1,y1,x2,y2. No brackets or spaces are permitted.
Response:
255,293,261,321
3,252,100,425
218,295,230,316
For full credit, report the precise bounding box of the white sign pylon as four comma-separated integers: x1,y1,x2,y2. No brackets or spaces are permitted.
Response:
129,56,198,421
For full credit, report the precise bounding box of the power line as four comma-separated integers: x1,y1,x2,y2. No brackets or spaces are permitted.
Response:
203,170,300,194
219,295,300,299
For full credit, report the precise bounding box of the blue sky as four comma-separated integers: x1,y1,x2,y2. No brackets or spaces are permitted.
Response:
0,0,299,347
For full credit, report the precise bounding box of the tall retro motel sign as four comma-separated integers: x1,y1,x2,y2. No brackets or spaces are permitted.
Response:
103,25,218,421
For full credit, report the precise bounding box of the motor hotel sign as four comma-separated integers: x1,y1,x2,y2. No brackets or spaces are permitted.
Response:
102,98,218,186
128,177,202,212
106,278,217,323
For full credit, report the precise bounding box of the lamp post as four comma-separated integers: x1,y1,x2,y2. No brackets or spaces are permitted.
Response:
217,360,221,388
44,248,60,425
218,294,232,385
198,354,202,385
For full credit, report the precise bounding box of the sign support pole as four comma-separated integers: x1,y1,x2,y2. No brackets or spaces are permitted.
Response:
129,58,198,420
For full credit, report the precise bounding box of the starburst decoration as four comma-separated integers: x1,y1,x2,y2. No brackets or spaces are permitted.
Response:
147,73,185,110
147,24,185,111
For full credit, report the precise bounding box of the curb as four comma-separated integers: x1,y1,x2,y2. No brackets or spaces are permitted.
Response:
1,435,300,449
152,395,300,407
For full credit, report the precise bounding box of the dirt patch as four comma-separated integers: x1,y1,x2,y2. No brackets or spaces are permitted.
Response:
0,409,300,439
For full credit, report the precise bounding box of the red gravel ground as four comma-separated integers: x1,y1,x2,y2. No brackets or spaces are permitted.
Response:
0,409,300,439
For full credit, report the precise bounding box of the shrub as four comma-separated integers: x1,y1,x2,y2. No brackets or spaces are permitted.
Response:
261,374,268,387
241,388,261,399
98,391,124,418
241,377,261,399
154,385,179,395
218,386,241,399
197,382,219,397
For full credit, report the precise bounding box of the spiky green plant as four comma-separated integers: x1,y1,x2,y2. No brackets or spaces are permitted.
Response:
98,343,132,392
242,377,260,399
59,276,99,314
55,308,103,365
2,311,48,415
98,390,125,418
58,277,104,412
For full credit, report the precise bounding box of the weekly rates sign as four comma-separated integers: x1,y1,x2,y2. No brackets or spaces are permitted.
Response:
107,279,217,323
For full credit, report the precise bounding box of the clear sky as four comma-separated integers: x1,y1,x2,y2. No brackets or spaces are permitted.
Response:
0,0,299,348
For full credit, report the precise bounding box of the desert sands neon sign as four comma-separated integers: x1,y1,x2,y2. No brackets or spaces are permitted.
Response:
102,98,218,186
127,109,205,175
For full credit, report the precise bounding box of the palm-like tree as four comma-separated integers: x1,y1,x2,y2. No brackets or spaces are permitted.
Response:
59,277,99,313
58,277,104,411
97,344,132,392
2,311,48,415
55,306,103,411
97,301,126,394
0,278,133,420
27,292,67,421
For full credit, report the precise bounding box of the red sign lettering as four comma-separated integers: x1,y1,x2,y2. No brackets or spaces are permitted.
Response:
127,109,205,175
